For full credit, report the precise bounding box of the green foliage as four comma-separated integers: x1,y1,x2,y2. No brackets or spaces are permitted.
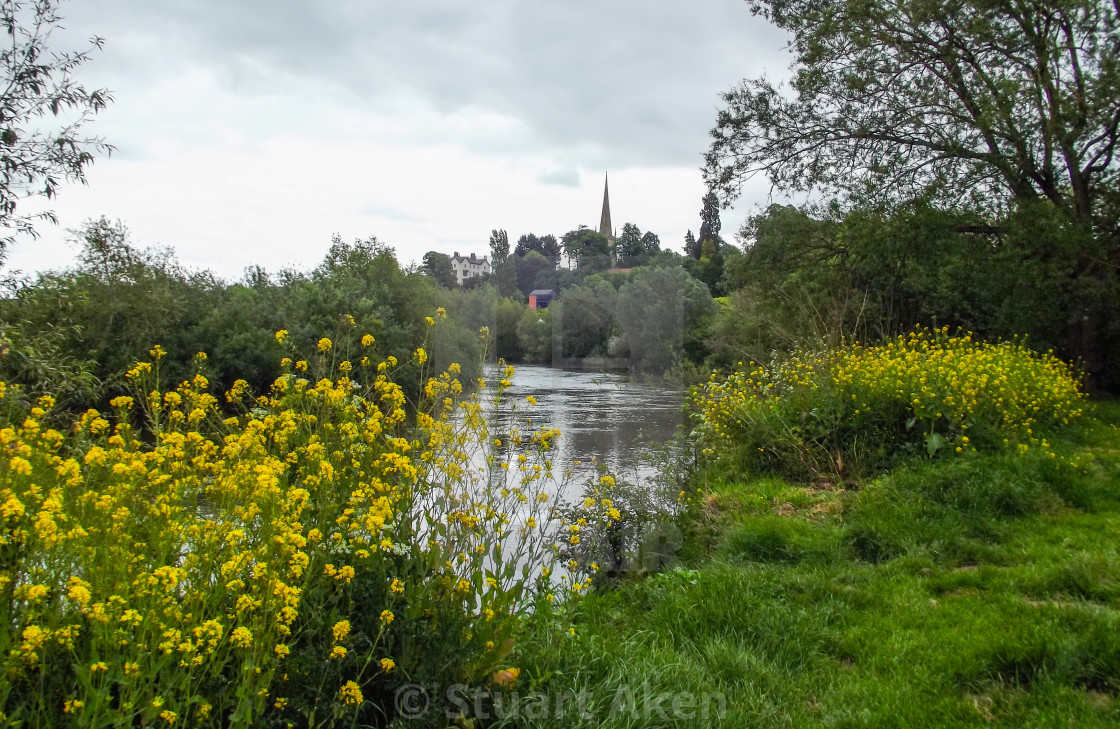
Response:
517,307,552,363
692,328,1086,480
696,191,722,254
511,406,1120,728
513,250,555,298
514,233,561,264
614,223,644,267
707,0,1120,384
420,251,456,288
560,227,611,271
617,266,715,371
0,0,114,254
713,199,1120,388
683,229,699,258
551,276,617,361
0,221,483,414
489,228,510,266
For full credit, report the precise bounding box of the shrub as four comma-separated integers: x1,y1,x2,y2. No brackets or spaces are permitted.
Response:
690,327,1086,480
0,316,575,727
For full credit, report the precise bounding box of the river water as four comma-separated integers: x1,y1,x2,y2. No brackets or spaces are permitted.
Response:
482,364,686,499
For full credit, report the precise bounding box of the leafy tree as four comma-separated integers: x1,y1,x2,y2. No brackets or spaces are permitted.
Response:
517,306,553,363
0,0,114,256
697,191,723,253
641,231,661,257
615,223,645,267
515,233,561,264
617,266,715,371
515,250,555,296
489,228,510,266
492,257,519,299
421,251,457,288
552,276,618,360
560,227,611,271
706,0,1120,381
683,229,699,258
705,0,1120,223
683,237,728,297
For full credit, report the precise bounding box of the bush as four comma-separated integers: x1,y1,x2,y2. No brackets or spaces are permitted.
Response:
0,317,576,727
690,327,1086,480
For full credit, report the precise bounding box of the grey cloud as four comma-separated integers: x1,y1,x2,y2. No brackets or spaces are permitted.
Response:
58,0,789,169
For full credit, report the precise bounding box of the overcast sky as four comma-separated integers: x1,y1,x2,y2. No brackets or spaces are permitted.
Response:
7,0,790,280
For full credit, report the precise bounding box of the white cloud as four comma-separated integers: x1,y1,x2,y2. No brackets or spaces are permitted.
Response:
3,0,791,279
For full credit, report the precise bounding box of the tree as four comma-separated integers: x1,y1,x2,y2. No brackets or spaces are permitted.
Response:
641,231,661,257
489,228,510,266
706,0,1120,383
617,266,715,371
698,192,722,251
515,250,554,296
560,227,611,270
421,251,457,288
0,0,114,257
615,223,644,266
515,233,561,264
683,229,699,258
706,0,1120,223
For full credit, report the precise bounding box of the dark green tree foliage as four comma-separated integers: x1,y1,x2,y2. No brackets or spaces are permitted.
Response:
492,257,520,299
0,222,487,413
615,223,645,267
515,233,561,264
684,237,728,297
421,251,457,288
515,250,555,297
697,191,723,252
707,0,1120,384
708,200,1090,371
0,0,113,256
552,276,618,360
617,266,716,371
489,228,510,266
517,306,553,363
641,231,661,257
683,229,699,258
560,227,611,271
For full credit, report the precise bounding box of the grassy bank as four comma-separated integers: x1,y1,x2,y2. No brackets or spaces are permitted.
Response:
507,401,1120,728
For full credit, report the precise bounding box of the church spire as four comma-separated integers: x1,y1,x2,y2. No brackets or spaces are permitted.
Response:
598,172,613,240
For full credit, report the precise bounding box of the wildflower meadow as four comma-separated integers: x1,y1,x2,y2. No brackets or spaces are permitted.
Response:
0,314,581,727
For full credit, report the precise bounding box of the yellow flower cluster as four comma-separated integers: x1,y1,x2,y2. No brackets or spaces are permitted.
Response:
691,327,1085,468
0,324,574,727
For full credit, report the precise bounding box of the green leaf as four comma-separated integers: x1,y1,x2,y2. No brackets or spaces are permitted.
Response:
925,432,947,457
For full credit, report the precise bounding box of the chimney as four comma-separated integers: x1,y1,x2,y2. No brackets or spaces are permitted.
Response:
453,251,459,258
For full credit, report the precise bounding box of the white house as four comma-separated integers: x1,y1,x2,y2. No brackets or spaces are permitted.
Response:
450,252,491,285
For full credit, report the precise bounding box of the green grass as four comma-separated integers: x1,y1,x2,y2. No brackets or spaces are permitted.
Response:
501,400,1120,728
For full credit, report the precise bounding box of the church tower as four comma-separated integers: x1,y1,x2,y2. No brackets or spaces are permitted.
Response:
598,172,613,241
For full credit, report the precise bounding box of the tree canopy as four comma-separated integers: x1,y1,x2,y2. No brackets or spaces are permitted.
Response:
421,251,457,288
489,229,510,266
0,0,114,257
705,0,1120,229
560,227,611,270
706,0,1120,386
515,233,561,264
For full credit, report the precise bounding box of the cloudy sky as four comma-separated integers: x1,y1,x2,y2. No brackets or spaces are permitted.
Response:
7,0,790,280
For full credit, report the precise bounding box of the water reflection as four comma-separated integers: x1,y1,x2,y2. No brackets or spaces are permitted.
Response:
482,364,685,498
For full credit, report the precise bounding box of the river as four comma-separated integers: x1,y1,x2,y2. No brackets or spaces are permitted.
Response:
482,364,686,500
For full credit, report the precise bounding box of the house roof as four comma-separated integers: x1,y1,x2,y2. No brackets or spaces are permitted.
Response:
529,289,555,296
450,252,489,265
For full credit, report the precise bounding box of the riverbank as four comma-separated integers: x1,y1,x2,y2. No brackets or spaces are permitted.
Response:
507,400,1120,728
